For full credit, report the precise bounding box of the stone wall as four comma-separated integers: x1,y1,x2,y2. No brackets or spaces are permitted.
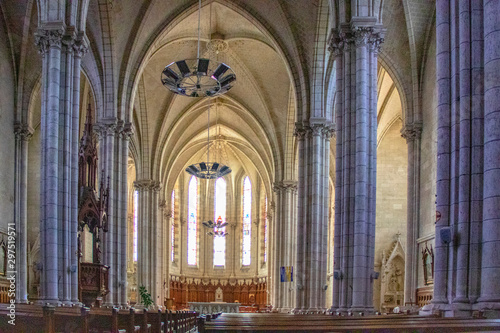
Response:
418,25,437,289
374,119,408,312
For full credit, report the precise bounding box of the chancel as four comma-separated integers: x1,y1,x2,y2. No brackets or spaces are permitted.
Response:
0,0,500,332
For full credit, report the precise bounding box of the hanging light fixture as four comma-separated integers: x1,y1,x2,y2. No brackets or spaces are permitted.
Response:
185,102,232,179
161,0,236,97
203,216,229,237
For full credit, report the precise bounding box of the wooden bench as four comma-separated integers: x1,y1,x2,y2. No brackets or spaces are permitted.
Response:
0,304,199,333
201,312,500,332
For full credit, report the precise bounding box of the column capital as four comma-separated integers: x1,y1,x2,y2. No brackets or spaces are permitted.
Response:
95,119,118,138
14,123,34,141
34,25,65,54
134,179,161,192
401,123,422,143
120,122,134,140
293,122,308,140
328,26,384,55
73,32,89,58
273,181,297,193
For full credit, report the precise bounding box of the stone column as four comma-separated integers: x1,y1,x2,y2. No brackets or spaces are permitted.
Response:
134,179,161,306
431,0,500,317
479,0,500,311
98,121,117,306
14,123,33,303
294,121,334,313
329,21,383,314
35,25,64,305
271,181,297,312
401,124,421,306
71,35,88,304
118,123,132,307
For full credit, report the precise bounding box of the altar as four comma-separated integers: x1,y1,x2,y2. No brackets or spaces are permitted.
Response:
188,302,240,315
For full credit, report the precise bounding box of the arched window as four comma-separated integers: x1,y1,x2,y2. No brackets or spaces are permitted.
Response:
214,178,227,266
242,176,252,266
187,176,198,266
133,190,138,262
264,196,268,263
171,190,175,262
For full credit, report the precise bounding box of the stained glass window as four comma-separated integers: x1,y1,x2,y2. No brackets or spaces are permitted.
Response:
242,176,251,266
214,178,227,266
171,190,175,262
133,190,138,262
187,176,198,265
264,196,268,263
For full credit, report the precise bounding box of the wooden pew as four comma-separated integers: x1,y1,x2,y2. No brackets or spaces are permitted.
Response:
201,313,500,332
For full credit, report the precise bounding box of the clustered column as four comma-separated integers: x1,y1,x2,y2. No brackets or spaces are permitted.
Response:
401,124,421,306
294,121,334,313
271,181,297,312
134,179,162,306
433,0,500,317
35,25,87,305
329,22,383,314
14,123,33,303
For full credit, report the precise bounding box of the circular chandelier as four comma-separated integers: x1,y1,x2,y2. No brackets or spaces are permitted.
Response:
185,161,231,179
185,102,231,179
203,216,229,237
161,0,236,98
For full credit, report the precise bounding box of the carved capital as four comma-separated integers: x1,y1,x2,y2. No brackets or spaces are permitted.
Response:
328,29,349,56
401,123,422,142
14,123,34,141
73,33,89,58
134,179,161,192
120,122,133,140
353,27,373,47
35,27,65,54
293,122,307,140
323,126,335,140
328,26,384,55
273,181,297,193
95,120,117,138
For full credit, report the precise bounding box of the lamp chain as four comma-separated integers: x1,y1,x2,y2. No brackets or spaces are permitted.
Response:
207,105,210,164
197,0,201,59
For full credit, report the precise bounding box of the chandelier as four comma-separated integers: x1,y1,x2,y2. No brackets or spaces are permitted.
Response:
161,0,236,97
203,216,229,237
185,102,231,179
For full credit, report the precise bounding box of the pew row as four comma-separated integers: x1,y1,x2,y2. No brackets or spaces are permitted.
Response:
0,304,198,333
201,312,500,332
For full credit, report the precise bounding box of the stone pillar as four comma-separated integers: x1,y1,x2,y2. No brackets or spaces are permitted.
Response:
134,179,161,306
294,121,334,313
14,123,33,303
271,181,297,312
71,35,88,304
119,123,132,307
401,124,421,306
35,25,64,305
329,21,383,314
98,121,117,306
479,0,500,312
431,0,500,317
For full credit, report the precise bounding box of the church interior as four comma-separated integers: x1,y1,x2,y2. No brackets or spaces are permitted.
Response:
0,0,499,331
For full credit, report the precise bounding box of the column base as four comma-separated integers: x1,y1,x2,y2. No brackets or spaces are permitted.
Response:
473,302,500,318
420,303,473,317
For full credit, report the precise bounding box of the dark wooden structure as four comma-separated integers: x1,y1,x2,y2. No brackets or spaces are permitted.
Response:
201,312,500,333
0,304,198,333
78,103,110,307
170,278,267,310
